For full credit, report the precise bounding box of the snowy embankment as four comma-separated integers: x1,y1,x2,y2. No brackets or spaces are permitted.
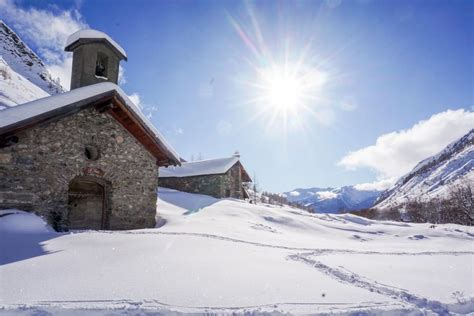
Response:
0,57,49,110
0,189,473,315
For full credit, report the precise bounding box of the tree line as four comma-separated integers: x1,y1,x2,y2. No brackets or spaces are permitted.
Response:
351,183,473,226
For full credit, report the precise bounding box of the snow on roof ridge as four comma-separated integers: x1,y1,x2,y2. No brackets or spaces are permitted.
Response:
113,84,180,162
0,82,115,129
65,29,127,59
183,156,239,164
0,82,179,163
159,156,240,178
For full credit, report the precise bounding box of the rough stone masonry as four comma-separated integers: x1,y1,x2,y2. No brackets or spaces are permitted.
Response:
0,107,159,230
159,163,245,199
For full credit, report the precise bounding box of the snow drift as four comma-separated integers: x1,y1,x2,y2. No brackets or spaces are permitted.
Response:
0,188,473,315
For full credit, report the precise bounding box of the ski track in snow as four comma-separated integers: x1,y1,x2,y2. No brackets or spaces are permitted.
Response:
288,252,472,315
15,228,469,315
2,203,473,315
5,299,405,315
96,228,474,257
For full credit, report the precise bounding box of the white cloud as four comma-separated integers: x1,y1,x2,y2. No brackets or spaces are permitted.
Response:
127,93,141,108
118,65,127,85
339,109,474,181
0,0,88,89
47,57,73,89
126,92,160,120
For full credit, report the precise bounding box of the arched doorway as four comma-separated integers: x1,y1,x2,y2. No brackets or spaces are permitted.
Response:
68,177,107,230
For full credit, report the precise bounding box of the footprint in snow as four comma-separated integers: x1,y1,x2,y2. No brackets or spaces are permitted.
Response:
409,234,427,240
352,234,369,242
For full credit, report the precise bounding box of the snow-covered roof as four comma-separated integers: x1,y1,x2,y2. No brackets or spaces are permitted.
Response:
160,156,251,181
65,29,127,60
0,82,180,165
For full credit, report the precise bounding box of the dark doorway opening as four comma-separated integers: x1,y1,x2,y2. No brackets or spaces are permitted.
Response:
68,177,107,230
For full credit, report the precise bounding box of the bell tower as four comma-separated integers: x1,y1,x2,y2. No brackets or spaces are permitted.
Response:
65,29,127,90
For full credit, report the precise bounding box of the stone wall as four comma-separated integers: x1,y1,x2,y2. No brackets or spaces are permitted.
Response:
229,163,243,198
0,107,159,230
159,163,244,199
70,43,120,89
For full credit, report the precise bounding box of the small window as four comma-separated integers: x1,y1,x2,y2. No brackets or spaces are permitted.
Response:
95,52,108,78
225,189,231,197
85,145,100,161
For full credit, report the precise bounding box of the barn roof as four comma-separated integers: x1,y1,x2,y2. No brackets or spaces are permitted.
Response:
159,156,252,182
65,29,127,61
0,82,180,166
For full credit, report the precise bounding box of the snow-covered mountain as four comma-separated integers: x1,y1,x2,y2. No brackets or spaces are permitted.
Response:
283,185,382,213
0,57,50,109
376,129,474,208
0,20,63,109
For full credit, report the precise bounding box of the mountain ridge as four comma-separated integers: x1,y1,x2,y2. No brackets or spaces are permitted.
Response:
375,128,474,208
283,185,382,213
0,20,64,109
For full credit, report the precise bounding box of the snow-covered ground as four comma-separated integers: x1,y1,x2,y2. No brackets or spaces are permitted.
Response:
1,188,473,315
0,57,49,110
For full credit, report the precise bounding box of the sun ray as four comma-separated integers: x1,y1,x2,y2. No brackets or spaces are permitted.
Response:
227,3,345,136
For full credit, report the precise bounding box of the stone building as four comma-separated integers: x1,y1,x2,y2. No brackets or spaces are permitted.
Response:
0,29,180,231
159,155,252,199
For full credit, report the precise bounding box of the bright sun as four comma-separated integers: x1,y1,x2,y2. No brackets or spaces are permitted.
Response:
254,63,327,119
266,72,303,111
259,66,304,113
228,9,332,133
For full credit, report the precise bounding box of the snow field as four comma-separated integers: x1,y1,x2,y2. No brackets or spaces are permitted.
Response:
0,188,473,315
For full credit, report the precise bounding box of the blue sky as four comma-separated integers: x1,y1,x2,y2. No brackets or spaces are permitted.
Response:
2,0,473,192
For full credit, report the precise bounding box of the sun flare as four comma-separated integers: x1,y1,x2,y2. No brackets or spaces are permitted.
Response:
262,68,304,112
254,63,328,119
228,9,331,132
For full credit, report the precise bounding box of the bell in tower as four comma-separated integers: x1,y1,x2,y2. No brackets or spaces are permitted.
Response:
65,29,127,90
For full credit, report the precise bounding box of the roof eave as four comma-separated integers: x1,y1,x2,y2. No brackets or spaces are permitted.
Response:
0,88,180,166
112,92,180,166
236,161,252,182
65,38,128,61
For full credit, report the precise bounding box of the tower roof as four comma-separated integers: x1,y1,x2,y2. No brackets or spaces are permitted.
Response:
65,29,127,61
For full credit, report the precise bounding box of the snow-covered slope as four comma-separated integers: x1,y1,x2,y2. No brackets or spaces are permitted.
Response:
376,129,474,208
1,189,472,315
0,57,49,110
283,185,381,213
0,20,63,108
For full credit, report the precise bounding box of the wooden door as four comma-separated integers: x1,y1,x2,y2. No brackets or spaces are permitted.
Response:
68,178,105,230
